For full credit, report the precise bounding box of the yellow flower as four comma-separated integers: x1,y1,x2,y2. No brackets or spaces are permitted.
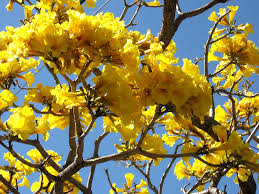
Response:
191,159,208,177
18,176,30,188
162,134,180,147
84,0,97,8
103,116,140,142
6,0,15,11
41,112,69,130
27,149,42,164
93,65,142,124
174,160,191,180
24,83,53,104
3,152,16,167
237,94,258,119
215,105,231,124
15,159,34,175
110,173,148,194
50,84,86,109
0,90,17,109
24,5,35,20
209,34,259,67
7,105,36,140
19,72,35,87
212,125,227,143
208,6,239,26
146,0,161,6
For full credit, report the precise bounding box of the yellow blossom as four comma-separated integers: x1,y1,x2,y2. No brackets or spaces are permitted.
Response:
174,160,191,180
110,173,148,194
146,0,161,6
18,176,30,188
0,90,17,109
7,105,36,140
84,0,96,8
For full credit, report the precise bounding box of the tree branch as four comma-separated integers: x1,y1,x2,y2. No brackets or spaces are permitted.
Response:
0,174,20,194
158,0,177,49
86,132,109,192
238,173,256,194
132,161,158,193
1,136,89,193
64,109,76,168
105,169,118,194
204,10,231,79
159,0,229,49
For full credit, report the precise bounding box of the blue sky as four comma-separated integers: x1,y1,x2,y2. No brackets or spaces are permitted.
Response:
0,0,258,193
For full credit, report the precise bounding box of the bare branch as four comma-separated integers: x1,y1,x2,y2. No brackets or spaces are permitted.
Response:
176,0,182,14
204,11,231,79
87,132,109,191
229,76,243,132
137,105,162,148
44,63,61,85
120,0,139,21
245,123,259,144
158,0,177,49
209,61,233,78
159,143,184,194
64,109,76,167
238,173,256,194
75,60,92,85
0,135,89,193
0,140,39,168
76,116,97,161
186,171,210,194
159,0,230,49
0,174,20,194
214,89,259,98
94,0,112,15
125,4,141,28
132,160,158,193
105,169,118,194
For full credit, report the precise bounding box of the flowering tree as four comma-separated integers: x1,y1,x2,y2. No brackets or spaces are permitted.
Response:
0,0,258,194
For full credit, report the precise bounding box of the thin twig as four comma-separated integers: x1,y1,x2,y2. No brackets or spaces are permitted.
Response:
1,135,89,193
229,76,243,132
104,169,118,194
75,60,92,85
64,109,77,167
87,132,109,191
44,63,61,85
0,140,39,168
209,29,232,45
175,0,182,14
94,0,112,15
204,11,231,80
120,0,139,21
137,105,161,148
76,116,97,161
159,143,183,194
245,123,259,144
125,4,142,28
214,89,259,98
29,104,69,117
209,61,233,78
186,171,210,194
0,174,20,194
132,160,158,193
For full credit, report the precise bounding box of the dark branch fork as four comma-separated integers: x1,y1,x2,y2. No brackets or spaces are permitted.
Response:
158,0,230,49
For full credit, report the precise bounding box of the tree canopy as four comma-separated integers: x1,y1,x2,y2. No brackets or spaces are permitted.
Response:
0,0,258,194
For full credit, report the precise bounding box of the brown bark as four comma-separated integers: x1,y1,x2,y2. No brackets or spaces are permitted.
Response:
238,174,256,194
